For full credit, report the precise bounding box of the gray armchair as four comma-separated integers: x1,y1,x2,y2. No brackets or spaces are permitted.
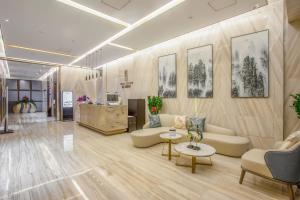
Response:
240,140,300,200
265,145,300,200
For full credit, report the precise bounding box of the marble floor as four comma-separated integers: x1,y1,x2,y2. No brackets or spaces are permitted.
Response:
0,113,299,200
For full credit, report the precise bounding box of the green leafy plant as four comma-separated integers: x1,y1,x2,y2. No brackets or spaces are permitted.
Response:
16,96,36,107
290,93,300,119
147,96,162,114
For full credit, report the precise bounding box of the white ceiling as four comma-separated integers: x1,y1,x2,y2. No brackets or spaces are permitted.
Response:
8,61,52,80
0,0,267,80
114,0,268,50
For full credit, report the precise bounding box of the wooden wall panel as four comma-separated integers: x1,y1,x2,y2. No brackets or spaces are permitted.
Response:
286,0,300,22
103,0,284,149
60,67,98,121
284,19,300,138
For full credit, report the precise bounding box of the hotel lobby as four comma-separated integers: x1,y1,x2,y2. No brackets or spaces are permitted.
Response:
0,0,300,199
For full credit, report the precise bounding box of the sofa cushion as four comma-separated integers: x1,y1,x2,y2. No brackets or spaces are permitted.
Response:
174,115,187,130
159,114,175,127
202,132,249,157
149,115,161,128
289,141,300,150
279,131,300,150
241,149,273,178
205,124,235,136
188,117,206,132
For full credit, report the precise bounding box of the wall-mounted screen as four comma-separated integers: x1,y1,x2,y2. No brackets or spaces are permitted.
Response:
62,91,73,108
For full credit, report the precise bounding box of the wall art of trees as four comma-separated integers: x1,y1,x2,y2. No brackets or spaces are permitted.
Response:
187,45,213,98
158,54,176,98
231,30,269,98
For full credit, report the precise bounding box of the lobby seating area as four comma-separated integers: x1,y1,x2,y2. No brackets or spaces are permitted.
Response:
131,114,250,157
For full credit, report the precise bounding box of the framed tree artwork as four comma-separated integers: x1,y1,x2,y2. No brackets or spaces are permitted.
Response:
231,30,269,98
187,44,213,98
158,54,177,98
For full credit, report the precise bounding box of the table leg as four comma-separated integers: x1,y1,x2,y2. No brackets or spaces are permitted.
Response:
168,140,171,160
192,156,196,173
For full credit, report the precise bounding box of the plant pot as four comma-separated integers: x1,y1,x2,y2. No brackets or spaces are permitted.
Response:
13,103,37,113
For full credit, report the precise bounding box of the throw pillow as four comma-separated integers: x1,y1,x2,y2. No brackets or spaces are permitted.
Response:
279,131,300,150
188,117,206,132
174,116,187,129
149,115,161,128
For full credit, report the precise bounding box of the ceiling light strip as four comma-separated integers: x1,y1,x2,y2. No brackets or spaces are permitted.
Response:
108,42,134,51
0,56,80,68
7,44,77,58
38,67,58,80
56,0,130,27
69,0,186,65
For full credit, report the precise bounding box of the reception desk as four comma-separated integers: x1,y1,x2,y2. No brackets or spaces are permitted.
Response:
79,104,128,135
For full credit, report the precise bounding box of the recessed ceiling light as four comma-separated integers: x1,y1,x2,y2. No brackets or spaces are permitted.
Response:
56,0,130,27
5,19,9,22
69,0,186,65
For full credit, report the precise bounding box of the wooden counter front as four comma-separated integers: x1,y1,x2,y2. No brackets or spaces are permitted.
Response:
79,104,128,135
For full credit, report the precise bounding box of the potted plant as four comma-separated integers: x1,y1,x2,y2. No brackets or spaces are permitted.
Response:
290,93,300,118
147,96,162,114
13,96,37,113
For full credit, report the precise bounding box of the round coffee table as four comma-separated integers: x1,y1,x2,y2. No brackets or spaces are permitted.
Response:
174,142,216,173
160,132,182,161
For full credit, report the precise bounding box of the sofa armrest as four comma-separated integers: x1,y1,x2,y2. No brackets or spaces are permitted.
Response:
143,122,150,129
264,146,300,184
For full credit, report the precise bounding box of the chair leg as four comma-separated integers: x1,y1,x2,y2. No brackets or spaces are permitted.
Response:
239,169,246,184
287,184,295,200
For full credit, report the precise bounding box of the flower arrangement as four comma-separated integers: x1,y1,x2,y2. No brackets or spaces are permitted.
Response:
77,95,89,102
147,96,162,114
290,93,300,119
17,96,36,106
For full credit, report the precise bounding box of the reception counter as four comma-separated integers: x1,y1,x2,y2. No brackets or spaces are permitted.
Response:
79,104,128,135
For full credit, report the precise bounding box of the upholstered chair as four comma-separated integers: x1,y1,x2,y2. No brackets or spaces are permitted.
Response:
239,131,300,200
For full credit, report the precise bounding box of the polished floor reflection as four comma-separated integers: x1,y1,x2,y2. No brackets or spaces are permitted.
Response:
0,113,298,200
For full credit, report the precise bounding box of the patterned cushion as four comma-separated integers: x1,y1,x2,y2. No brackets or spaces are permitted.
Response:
174,116,187,129
188,117,206,132
149,115,161,128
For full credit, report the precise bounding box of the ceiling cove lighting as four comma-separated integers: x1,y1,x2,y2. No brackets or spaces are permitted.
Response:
69,0,186,66
7,44,77,58
108,43,134,51
0,56,80,68
38,67,58,80
56,0,130,27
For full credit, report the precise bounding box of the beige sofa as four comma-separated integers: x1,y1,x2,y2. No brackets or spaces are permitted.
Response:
131,114,250,157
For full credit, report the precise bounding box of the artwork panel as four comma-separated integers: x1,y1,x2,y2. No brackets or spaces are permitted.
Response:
158,54,177,98
231,30,269,98
187,45,213,98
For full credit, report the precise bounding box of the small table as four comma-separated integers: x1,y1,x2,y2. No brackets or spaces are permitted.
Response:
175,142,216,173
160,132,183,160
